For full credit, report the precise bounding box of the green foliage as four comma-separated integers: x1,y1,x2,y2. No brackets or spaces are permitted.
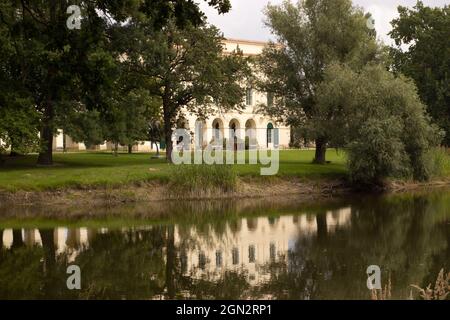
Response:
63,110,105,149
347,118,409,186
316,63,443,186
390,1,450,145
257,0,381,162
424,147,448,178
123,17,251,160
102,87,161,151
0,0,234,164
168,164,237,195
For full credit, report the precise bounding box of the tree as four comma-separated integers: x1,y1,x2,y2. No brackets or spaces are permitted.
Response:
148,119,164,157
0,11,39,160
389,1,450,145
0,1,130,165
0,0,233,165
258,0,380,163
101,72,161,155
124,19,250,161
315,63,442,186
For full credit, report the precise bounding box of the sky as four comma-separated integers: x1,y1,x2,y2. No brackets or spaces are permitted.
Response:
199,0,449,45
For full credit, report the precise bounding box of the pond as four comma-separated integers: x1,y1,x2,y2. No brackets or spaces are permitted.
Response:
0,188,448,300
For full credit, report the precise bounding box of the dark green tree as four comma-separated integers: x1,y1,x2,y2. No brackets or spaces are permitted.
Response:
390,1,450,145
122,18,250,162
0,0,232,165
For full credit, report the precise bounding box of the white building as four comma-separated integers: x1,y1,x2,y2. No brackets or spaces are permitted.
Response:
53,38,290,152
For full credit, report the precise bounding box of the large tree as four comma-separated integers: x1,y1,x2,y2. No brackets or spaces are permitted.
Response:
0,0,233,165
122,19,250,161
314,63,442,186
258,0,380,163
0,1,131,165
389,1,450,146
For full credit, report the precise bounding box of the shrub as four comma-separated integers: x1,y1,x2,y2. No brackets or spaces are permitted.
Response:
347,118,410,186
316,63,443,187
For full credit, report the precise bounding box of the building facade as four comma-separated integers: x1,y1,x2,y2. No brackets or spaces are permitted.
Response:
52,39,290,152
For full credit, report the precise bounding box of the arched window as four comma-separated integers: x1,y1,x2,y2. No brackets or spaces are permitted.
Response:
267,123,274,147
215,122,220,140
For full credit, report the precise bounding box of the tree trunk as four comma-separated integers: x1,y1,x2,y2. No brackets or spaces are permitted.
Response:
37,103,54,165
10,139,20,157
155,142,160,156
63,133,67,153
128,144,133,154
313,137,327,164
114,142,119,156
163,109,173,163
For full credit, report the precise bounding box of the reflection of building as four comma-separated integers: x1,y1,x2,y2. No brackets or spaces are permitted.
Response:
46,39,290,152
1,227,96,262
175,208,352,285
0,208,351,288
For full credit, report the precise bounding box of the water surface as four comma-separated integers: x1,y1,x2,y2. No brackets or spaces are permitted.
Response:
0,189,448,299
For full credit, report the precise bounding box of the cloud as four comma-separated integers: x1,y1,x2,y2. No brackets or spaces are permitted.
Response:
200,0,449,45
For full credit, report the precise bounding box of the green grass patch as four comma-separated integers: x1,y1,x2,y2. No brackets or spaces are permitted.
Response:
0,149,351,192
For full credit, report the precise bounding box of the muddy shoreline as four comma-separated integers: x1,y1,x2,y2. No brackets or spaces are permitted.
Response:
0,177,449,210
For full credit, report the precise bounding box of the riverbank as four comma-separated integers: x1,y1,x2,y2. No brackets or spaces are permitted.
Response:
0,175,449,208
0,150,448,207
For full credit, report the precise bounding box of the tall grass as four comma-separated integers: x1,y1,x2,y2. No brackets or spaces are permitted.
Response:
425,147,449,178
168,164,237,198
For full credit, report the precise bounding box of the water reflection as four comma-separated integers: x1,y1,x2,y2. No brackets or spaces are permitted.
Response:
0,189,448,300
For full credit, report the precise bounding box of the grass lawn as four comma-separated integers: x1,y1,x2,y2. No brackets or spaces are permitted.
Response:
0,150,348,191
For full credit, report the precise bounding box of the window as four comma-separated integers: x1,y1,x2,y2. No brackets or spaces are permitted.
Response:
246,88,253,106
232,247,239,265
199,252,206,270
267,123,274,146
267,92,274,107
180,251,188,274
216,250,223,268
270,243,276,261
214,122,220,141
248,245,256,263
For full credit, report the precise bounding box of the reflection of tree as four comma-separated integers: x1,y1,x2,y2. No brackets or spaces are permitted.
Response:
165,226,176,299
0,191,447,299
11,229,23,249
0,244,45,299
39,229,60,298
256,193,449,299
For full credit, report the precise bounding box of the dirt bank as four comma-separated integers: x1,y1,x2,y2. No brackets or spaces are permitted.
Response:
0,177,449,209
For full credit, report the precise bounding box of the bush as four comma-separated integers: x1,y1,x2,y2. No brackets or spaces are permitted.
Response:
316,63,443,187
347,118,410,186
168,164,237,197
